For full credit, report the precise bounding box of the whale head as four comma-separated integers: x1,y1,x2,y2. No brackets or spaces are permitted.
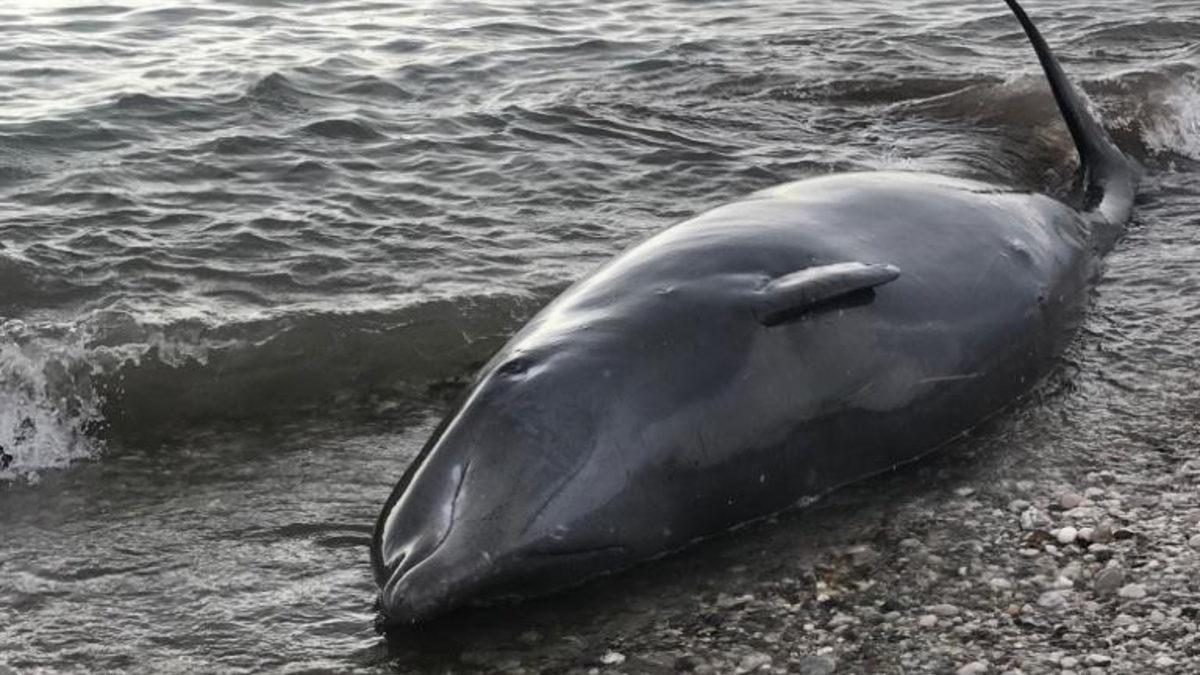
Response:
370,277,756,624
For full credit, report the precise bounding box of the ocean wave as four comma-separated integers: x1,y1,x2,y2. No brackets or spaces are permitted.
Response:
0,291,548,479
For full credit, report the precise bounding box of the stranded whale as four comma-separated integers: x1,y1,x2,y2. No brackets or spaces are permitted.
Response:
371,0,1137,624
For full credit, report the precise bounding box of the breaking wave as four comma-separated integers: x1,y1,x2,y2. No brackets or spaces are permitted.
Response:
0,292,546,480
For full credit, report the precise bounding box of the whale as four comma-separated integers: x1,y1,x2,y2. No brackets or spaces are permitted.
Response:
371,0,1137,624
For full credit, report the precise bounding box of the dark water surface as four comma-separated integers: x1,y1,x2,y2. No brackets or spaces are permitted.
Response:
0,0,1197,671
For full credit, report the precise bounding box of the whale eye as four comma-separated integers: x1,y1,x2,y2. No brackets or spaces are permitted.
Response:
497,357,534,377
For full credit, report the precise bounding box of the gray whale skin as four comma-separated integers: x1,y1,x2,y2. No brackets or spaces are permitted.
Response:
371,0,1138,624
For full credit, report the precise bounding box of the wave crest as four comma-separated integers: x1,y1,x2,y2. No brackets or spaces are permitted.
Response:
0,320,104,481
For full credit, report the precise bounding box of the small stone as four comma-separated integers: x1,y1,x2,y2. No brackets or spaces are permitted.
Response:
1021,507,1050,531
1154,656,1177,667
1060,561,1083,580
1037,590,1067,609
827,612,856,627
717,593,754,609
601,651,626,666
1117,583,1147,599
918,614,938,627
930,603,961,617
1093,567,1124,595
1188,533,1200,550
738,652,772,672
674,655,699,672
1084,654,1112,666
956,661,989,675
794,655,836,675
956,486,976,497
989,578,1013,591
1093,523,1114,543
1056,526,1078,545
1077,527,1096,543
1009,499,1031,513
1060,492,1085,510
848,544,879,568
1060,656,1079,668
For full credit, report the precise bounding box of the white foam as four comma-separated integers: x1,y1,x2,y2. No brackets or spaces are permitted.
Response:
1146,78,1200,161
0,313,235,481
0,320,104,481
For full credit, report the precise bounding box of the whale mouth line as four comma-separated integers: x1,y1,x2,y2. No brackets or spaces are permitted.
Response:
433,458,471,554
524,544,630,561
377,458,472,587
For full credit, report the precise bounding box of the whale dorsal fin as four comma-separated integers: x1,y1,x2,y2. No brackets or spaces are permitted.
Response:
756,262,900,326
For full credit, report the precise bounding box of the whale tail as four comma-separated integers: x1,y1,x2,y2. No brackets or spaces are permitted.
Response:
1004,0,1137,226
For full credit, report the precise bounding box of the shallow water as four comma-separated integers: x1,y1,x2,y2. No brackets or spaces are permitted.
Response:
0,0,1196,671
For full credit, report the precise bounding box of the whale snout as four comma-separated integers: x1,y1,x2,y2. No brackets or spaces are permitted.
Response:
371,359,629,623
377,541,484,624
373,458,637,623
377,528,636,623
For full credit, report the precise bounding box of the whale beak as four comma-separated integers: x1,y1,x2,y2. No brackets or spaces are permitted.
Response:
377,532,633,624
372,455,479,624
371,384,621,624
378,543,476,624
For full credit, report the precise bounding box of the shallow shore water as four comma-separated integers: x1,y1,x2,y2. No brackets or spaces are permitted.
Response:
1,0,1197,672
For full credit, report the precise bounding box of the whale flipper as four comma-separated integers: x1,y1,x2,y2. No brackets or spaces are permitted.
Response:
755,262,900,326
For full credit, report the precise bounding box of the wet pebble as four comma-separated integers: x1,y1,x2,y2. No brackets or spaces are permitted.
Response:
1020,507,1050,531
794,655,836,675
929,603,960,617
1117,583,1147,600
737,652,771,672
1059,492,1085,510
1037,590,1067,609
1093,567,1124,595
600,651,626,666
956,661,989,675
